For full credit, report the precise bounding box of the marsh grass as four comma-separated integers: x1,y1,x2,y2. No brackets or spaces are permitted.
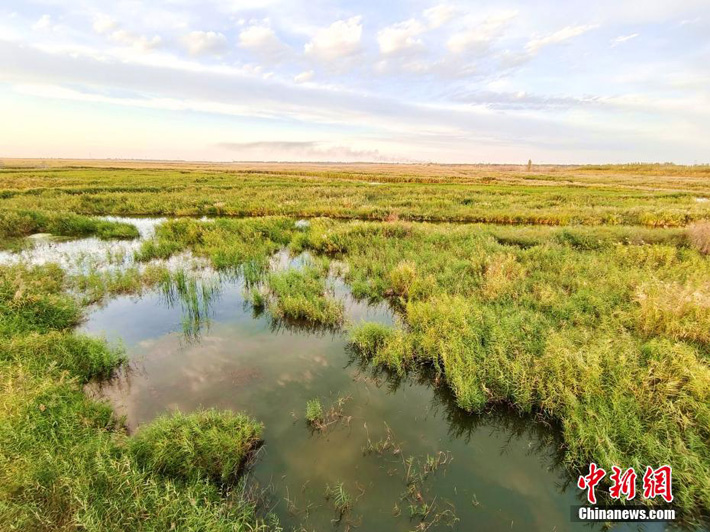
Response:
2,165,710,227
129,409,263,485
104,215,710,517
0,264,276,530
688,221,710,254
332,221,710,518
263,267,344,326
0,209,139,240
3,163,710,524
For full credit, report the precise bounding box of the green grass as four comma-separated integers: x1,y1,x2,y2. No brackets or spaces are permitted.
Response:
0,209,139,240
324,481,353,518
263,267,344,326
129,409,263,485
1,165,710,227
135,217,294,274
0,264,276,531
305,399,324,425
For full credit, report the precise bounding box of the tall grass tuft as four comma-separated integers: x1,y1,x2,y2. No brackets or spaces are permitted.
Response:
129,409,263,485
264,266,344,326
687,221,710,254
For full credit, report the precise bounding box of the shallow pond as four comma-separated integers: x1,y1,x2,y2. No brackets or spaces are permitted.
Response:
0,221,672,531
79,269,666,531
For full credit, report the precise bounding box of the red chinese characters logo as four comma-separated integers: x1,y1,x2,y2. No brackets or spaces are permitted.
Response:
643,465,673,503
577,464,673,504
577,463,606,504
609,466,637,500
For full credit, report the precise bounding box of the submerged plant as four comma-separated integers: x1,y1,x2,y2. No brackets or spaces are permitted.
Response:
324,482,353,518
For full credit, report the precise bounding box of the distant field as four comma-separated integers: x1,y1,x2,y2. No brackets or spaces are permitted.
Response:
1,160,709,226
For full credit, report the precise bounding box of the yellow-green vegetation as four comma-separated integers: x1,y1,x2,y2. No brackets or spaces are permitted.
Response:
0,209,139,240
261,267,344,326
129,409,262,485
1,163,710,226
1,162,710,525
305,398,324,425
325,221,710,515
0,264,274,530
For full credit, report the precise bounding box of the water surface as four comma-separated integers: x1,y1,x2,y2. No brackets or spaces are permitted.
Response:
80,269,663,532
0,223,672,531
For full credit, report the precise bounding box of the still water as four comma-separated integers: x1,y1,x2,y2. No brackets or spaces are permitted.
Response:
0,220,671,531
79,266,665,531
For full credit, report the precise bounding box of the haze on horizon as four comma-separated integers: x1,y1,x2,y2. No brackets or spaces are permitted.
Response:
0,0,708,165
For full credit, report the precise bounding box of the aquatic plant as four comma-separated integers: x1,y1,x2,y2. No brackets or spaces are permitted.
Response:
324,482,353,517
305,399,323,425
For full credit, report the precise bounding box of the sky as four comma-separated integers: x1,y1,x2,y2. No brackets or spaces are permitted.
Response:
0,0,708,164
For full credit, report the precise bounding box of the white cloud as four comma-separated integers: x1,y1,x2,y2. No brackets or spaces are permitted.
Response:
423,4,457,28
239,24,289,61
32,14,53,31
110,30,162,51
525,24,598,55
92,14,117,35
304,16,362,61
294,70,314,83
184,31,227,56
447,10,518,54
91,14,161,51
377,19,426,55
610,33,639,47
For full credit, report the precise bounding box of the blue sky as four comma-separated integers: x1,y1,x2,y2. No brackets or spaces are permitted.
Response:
0,0,708,163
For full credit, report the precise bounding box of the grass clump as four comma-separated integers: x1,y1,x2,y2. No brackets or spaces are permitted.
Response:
263,267,344,326
0,209,138,240
688,221,710,254
129,409,263,485
305,399,324,425
136,217,294,273
349,322,394,358
0,331,125,382
0,263,82,335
